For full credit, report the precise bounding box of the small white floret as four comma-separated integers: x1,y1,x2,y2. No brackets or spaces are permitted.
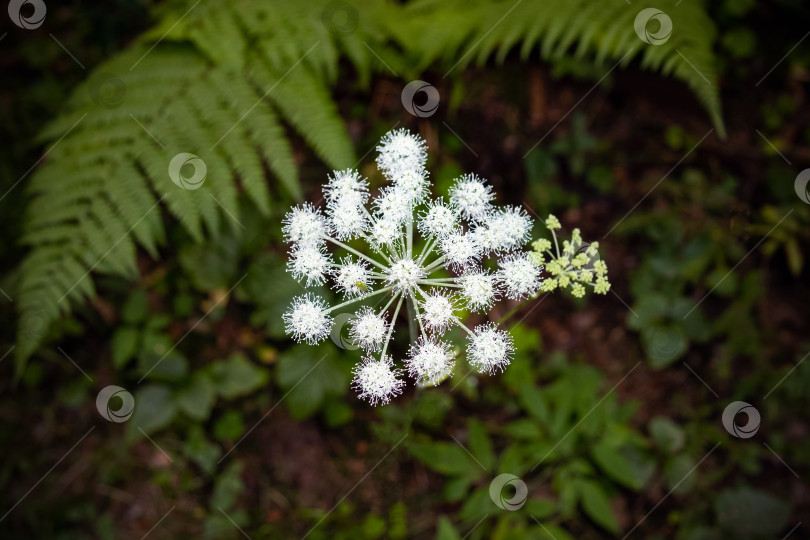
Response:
349,306,388,351
418,198,458,239
333,257,371,298
449,173,494,222
467,322,514,374
440,232,480,271
352,355,405,406
282,294,332,345
420,290,456,333
497,252,541,299
287,244,331,287
458,270,498,311
282,203,326,246
405,336,455,385
385,258,425,294
376,129,428,178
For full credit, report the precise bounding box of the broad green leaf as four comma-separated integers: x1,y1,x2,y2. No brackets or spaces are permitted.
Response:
435,517,462,540
208,353,269,400
122,289,148,324
467,418,495,471
111,326,139,369
524,498,555,519
578,480,619,534
591,442,642,490
184,424,221,476
176,372,217,421
649,416,686,453
210,461,244,511
213,410,245,441
503,419,542,439
664,454,696,495
409,442,478,477
536,524,575,540
126,384,176,440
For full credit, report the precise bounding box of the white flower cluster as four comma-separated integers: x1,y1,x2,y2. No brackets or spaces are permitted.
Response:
282,129,544,405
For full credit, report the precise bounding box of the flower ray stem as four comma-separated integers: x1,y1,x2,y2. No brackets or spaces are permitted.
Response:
380,295,405,359
379,291,400,316
410,291,427,337
406,296,418,346
327,285,394,313
423,255,447,273
326,236,388,271
416,236,437,265
417,280,461,288
451,315,475,337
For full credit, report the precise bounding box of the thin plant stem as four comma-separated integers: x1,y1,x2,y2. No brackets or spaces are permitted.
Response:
410,292,427,337
380,295,405,359
378,291,400,316
327,285,393,313
416,236,437,265
417,280,461,288
423,255,447,273
451,315,475,337
326,237,388,271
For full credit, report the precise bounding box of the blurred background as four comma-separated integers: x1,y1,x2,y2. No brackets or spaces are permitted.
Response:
1,0,809,538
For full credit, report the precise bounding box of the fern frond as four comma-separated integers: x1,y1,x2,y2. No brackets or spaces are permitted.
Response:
403,0,725,137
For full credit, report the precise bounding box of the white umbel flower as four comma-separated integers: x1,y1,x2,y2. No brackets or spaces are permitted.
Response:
393,169,429,206
458,270,498,311
333,257,371,298
282,294,332,345
418,198,458,239
449,173,494,221
352,355,405,406
405,337,455,385
282,203,327,246
421,290,456,333
440,232,480,271
325,169,368,203
288,244,331,287
280,128,607,406
498,252,542,299
349,307,388,351
386,259,425,294
376,128,428,178
370,217,401,247
374,187,412,224
474,206,532,254
328,191,368,240
467,322,514,374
